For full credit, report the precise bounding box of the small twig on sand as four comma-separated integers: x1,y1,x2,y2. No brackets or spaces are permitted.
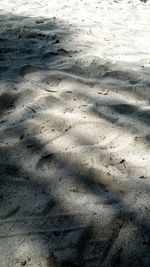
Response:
70,187,86,194
26,106,36,113
133,85,137,95
44,89,57,92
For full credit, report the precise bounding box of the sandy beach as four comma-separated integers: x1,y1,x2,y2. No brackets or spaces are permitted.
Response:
0,0,150,266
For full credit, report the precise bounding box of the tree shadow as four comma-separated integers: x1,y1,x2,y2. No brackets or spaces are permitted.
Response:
0,12,150,267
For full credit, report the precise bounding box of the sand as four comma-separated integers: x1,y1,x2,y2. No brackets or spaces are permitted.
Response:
0,0,150,266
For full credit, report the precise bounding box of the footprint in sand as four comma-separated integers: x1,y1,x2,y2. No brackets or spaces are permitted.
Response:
20,65,49,82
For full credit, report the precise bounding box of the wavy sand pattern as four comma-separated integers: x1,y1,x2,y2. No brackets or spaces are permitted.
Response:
0,1,150,266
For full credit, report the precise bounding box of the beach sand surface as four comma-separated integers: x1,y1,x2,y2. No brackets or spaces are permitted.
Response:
0,1,150,266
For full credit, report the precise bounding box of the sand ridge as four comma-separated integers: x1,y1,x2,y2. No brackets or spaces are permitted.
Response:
0,1,150,266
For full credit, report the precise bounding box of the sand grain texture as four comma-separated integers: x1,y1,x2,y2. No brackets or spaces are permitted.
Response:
0,1,150,266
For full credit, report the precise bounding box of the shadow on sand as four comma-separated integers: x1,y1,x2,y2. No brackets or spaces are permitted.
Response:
0,12,150,267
